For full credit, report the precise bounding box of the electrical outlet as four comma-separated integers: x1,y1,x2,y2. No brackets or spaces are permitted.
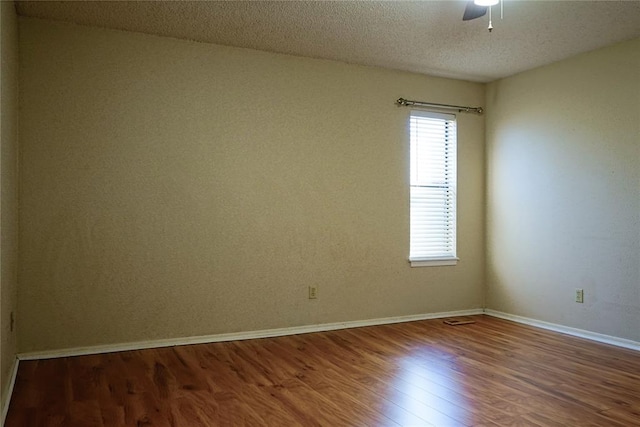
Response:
308,286,318,299
575,289,584,304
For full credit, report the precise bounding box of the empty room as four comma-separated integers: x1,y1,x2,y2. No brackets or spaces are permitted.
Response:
1,0,639,425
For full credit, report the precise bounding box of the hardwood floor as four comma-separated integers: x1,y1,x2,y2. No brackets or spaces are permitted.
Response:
6,315,640,426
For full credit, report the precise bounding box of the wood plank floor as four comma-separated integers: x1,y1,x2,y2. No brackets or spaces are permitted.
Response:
6,315,640,426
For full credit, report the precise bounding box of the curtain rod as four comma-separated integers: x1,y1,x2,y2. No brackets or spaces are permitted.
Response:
396,98,483,114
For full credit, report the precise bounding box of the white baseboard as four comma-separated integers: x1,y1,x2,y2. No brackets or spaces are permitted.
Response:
1,358,19,427
18,308,484,361
484,309,640,352
17,308,638,362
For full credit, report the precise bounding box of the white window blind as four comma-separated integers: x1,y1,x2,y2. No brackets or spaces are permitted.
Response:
409,110,457,266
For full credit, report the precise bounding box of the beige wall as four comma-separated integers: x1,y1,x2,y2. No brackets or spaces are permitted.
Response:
486,38,640,341
1,0,19,410
18,19,485,353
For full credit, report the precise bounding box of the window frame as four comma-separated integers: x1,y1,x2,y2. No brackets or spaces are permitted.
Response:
408,110,459,267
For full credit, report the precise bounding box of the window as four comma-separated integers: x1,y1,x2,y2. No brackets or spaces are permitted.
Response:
409,111,458,267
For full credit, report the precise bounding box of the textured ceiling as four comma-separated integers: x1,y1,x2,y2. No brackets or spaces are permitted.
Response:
14,0,640,82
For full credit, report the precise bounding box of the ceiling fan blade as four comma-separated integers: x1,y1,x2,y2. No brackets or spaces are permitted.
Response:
462,1,488,21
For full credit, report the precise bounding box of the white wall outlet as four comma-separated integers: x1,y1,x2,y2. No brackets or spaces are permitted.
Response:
575,289,584,303
308,285,318,299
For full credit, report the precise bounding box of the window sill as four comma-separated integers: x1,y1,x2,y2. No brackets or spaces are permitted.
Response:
409,257,459,267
